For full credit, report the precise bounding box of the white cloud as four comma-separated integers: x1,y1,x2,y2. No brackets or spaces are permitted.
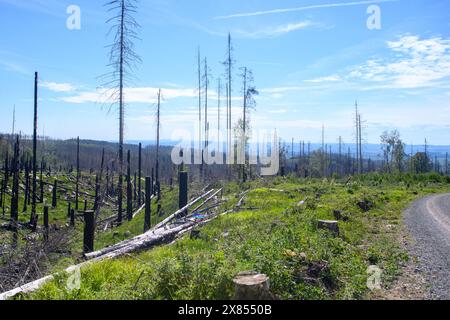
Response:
41,81,77,92
61,87,198,104
234,21,315,38
214,0,398,20
348,35,450,89
304,75,342,83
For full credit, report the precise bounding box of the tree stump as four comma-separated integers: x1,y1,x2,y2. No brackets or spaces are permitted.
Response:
233,271,273,300
318,220,339,235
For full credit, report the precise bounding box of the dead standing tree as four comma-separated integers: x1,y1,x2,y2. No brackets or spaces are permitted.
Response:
197,47,203,179
155,89,162,206
30,72,38,231
11,136,20,244
104,0,141,225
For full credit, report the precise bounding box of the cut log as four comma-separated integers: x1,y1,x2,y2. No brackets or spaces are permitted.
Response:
233,271,273,300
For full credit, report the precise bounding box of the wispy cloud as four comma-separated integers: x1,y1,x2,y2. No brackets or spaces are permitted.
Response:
304,75,342,83
0,0,66,17
307,35,450,90
214,0,398,20
234,21,316,38
348,35,450,89
60,87,198,104
41,81,77,93
0,59,28,75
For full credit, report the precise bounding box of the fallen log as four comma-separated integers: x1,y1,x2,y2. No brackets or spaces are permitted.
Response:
190,188,223,214
85,189,216,260
152,189,215,230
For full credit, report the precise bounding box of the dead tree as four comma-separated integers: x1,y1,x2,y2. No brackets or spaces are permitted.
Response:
51,179,58,208
23,159,29,212
355,100,360,174
358,114,363,173
155,89,161,203
104,0,141,225
2,150,9,215
197,47,203,179
203,57,209,175
127,150,132,221
138,143,142,205
144,176,152,232
224,33,234,175
217,78,221,155
75,137,80,210
30,72,38,231
43,206,49,242
39,159,44,203
11,136,19,245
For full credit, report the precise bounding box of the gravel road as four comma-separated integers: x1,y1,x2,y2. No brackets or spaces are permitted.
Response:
404,194,450,300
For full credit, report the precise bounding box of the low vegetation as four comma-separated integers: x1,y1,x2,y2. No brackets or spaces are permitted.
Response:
19,174,450,300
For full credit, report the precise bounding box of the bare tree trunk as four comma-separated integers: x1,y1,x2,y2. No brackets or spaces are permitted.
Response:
76,137,80,210
197,47,203,180
227,33,233,176
117,0,126,226
138,143,142,206
355,101,361,175
30,72,38,231
358,114,363,173
156,89,161,203
204,57,209,179
127,150,132,221
217,78,221,157
11,135,19,246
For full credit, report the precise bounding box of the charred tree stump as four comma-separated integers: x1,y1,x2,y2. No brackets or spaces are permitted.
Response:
144,177,152,232
318,220,339,235
83,210,95,254
126,150,132,221
43,205,49,242
178,171,188,212
51,179,58,208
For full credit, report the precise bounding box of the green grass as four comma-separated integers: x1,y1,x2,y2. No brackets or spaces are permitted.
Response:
20,174,450,300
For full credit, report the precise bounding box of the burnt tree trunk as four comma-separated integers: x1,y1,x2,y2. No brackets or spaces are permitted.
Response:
11,136,20,245
75,137,80,210
138,143,142,206
144,176,152,232
83,210,95,254
126,150,132,221
43,205,49,242
51,179,58,208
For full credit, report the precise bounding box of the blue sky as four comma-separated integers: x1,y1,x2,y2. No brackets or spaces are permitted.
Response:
0,0,450,146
